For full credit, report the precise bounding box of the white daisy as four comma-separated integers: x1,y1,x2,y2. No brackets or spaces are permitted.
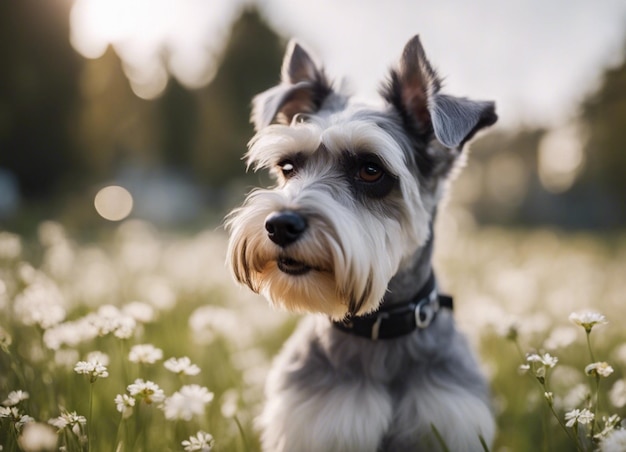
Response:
88,305,137,339
114,394,136,419
181,431,215,451
126,379,165,405
565,408,594,428
162,385,214,421
128,344,163,364
2,390,29,406
74,360,109,382
585,362,614,378
526,352,558,368
569,311,608,332
48,411,86,436
0,406,19,419
164,357,201,376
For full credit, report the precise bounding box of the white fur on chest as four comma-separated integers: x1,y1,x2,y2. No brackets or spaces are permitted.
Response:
388,383,495,451
258,319,494,452
260,376,494,452
260,378,393,452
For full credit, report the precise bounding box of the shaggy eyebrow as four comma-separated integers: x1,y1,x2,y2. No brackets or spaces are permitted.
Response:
275,151,306,167
342,148,384,164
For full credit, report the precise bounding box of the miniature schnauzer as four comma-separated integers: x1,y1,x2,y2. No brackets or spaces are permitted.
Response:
226,35,497,451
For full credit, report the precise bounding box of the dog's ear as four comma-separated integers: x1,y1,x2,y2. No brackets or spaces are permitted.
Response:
382,35,497,149
251,40,333,131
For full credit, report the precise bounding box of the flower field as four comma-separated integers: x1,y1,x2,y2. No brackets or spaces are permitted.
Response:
1,217,626,451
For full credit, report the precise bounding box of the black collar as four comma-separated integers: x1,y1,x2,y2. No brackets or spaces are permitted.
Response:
332,272,453,340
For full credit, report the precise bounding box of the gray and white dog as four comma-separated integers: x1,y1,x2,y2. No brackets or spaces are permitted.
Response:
226,35,497,451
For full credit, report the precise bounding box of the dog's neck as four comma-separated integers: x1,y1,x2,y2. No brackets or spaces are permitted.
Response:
381,224,434,308
331,226,443,340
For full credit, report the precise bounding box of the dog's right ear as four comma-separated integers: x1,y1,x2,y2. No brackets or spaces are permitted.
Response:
251,40,333,131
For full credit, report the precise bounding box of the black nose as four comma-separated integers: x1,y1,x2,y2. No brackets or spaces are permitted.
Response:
265,211,307,247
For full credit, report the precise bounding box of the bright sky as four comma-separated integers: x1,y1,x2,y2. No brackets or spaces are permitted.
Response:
70,0,626,128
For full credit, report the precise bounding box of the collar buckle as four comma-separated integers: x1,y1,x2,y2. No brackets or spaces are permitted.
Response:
332,273,453,340
415,289,439,329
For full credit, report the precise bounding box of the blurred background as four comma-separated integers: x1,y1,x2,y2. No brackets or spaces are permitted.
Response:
0,0,625,233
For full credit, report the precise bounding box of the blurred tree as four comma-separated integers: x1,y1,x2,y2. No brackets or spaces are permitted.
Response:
457,44,626,230
461,129,542,225
160,78,198,170
69,8,285,225
78,8,284,192
192,9,284,191
0,0,83,199
578,43,626,222
0,4,286,226
76,48,160,179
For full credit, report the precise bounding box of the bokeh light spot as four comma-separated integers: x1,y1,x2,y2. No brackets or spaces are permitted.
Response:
94,186,134,221
538,123,586,193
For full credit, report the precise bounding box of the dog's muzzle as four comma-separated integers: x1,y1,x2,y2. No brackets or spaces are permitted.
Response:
265,210,314,276
276,256,311,276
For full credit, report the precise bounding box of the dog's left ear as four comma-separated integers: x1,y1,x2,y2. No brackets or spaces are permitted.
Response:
251,40,333,131
382,35,497,149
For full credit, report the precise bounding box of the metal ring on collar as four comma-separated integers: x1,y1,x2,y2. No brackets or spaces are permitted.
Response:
415,289,439,329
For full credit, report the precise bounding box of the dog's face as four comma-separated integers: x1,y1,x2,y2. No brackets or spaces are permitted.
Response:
226,36,496,320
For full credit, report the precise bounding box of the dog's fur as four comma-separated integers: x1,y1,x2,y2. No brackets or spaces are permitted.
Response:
226,35,497,451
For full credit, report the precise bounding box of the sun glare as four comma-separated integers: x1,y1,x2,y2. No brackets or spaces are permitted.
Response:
70,0,245,99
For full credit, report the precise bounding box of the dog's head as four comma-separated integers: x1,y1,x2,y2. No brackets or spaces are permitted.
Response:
226,36,496,320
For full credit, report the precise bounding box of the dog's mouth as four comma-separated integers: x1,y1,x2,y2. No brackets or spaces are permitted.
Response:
277,257,312,276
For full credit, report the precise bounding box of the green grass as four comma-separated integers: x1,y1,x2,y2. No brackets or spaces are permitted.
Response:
1,219,626,451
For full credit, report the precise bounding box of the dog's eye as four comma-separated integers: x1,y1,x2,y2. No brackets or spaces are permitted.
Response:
357,162,384,183
279,161,295,178
292,113,310,125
